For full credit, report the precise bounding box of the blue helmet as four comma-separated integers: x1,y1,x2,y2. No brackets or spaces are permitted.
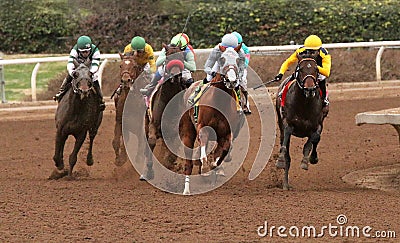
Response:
232,31,243,44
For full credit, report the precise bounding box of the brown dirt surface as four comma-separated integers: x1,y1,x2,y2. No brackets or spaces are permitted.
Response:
0,90,399,242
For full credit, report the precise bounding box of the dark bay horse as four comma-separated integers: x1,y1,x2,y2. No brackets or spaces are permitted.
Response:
50,60,103,179
179,45,243,195
275,54,325,190
140,44,187,181
112,53,145,166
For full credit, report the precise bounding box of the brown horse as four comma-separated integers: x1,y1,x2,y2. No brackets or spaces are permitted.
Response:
275,54,325,190
50,60,103,179
112,53,145,166
140,44,187,181
179,45,243,195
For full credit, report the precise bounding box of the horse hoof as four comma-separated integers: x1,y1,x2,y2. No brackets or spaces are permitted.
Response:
139,169,154,181
48,168,68,180
300,162,309,170
87,158,94,166
275,160,285,169
114,158,126,167
224,154,232,162
282,184,292,190
216,167,225,177
310,157,319,164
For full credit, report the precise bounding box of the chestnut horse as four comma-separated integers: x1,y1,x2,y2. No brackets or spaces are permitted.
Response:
112,53,145,166
140,44,187,181
50,60,103,179
275,54,325,190
179,45,243,195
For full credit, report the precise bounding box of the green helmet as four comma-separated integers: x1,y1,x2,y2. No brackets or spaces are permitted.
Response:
131,36,146,50
170,35,188,49
77,36,92,51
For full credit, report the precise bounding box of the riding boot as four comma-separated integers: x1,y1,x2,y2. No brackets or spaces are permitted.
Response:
319,79,329,117
188,78,208,105
140,73,160,96
54,75,73,101
242,90,251,115
93,81,106,111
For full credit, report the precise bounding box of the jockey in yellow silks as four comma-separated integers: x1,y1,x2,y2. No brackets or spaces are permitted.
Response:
123,36,156,73
275,34,332,108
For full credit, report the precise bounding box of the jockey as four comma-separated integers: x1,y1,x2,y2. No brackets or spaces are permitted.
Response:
139,34,196,96
274,34,332,108
123,36,156,73
188,33,246,105
54,35,105,111
232,31,251,114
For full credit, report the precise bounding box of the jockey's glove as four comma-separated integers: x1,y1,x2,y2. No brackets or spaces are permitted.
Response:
275,73,283,81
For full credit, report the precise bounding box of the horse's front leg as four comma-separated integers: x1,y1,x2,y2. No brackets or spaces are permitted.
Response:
50,129,69,179
211,135,232,177
276,125,293,190
140,114,155,181
87,126,100,167
276,125,293,169
301,138,313,170
68,132,87,177
309,127,322,165
197,124,210,174
112,118,123,166
180,115,196,195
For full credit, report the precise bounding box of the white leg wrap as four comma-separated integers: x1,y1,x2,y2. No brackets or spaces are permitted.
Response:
183,175,190,195
200,146,207,164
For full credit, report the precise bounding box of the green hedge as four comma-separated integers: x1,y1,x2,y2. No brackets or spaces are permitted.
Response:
0,0,399,54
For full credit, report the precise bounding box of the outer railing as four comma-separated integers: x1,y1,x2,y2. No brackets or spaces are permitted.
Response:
0,40,400,102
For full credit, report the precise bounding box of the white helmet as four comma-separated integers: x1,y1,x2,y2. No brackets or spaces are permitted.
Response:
221,33,238,48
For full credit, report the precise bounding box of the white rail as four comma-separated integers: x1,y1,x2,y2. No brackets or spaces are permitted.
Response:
0,40,399,102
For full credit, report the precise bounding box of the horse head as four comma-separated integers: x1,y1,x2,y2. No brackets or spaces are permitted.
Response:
217,44,242,89
296,54,319,98
163,43,185,83
71,60,93,99
119,53,143,89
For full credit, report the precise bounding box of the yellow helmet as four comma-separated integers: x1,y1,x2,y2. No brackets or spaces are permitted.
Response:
304,35,322,49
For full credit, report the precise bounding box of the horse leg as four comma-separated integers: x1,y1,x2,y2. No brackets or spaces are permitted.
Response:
140,113,155,181
197,125,210,174
276,125,293,169
212,136,231,177
180,119,196,195
87,127,99,167
301,138,313,170
68,132,87,177
309,130,321,165
112,120,123,166
50,130,69,179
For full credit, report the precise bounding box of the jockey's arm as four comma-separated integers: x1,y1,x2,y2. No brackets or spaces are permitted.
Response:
204,47,219,75
278,50,299,75
67,48,77,76
184,51,196,72
90,49,101,74
318,50,331,77
242,43,251,68
123,44,133,56
144,44,156,73
238,51,246,79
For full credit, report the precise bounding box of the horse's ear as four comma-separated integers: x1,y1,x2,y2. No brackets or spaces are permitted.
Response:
72,71,79,79
234,43,242,53
163,43,168,50
119,52,124,60
219,45,226,52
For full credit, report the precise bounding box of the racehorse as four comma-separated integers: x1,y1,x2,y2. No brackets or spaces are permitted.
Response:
112,53,145,166
179,45,243,195
140,43,187,180
275,53,325,190
50,60,103,179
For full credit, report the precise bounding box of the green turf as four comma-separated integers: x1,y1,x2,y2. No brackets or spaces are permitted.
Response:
2,57,66,101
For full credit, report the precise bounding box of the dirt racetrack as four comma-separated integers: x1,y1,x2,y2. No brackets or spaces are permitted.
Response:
0,90,399,242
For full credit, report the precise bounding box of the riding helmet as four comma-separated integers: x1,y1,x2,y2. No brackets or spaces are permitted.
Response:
77,36,92,51
170,35,188,49
221,33,238,48
304,35,322,50
131,36,146,51
232,31,243,44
